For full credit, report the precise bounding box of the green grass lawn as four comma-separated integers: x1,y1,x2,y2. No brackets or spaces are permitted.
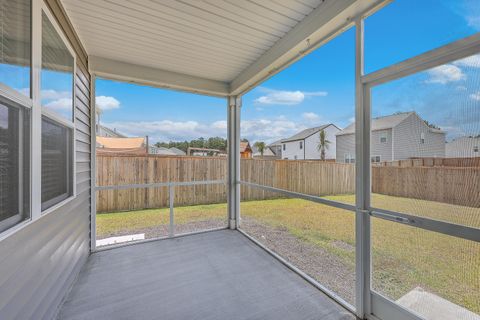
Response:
97,194,479,314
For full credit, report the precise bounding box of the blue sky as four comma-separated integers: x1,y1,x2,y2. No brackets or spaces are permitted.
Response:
2,0,479,143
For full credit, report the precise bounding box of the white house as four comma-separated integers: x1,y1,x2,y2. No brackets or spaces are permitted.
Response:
252,144,277,158
281,124,340,160
336,112,446,163
446,136,480,158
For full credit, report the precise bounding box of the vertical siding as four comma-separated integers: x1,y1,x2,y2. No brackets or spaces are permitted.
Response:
0,1,91,319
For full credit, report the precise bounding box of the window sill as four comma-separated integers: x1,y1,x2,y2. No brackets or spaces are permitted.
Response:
0,195,78,242
0,219,32,242
41,194,76,216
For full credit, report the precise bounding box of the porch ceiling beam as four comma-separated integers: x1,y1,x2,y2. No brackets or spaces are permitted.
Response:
89,56,230,97
229,0,388,96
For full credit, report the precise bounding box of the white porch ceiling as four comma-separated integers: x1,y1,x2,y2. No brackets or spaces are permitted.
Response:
61,0,386,96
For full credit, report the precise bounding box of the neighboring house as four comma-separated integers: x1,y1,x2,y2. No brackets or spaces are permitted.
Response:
267,140,283,159
240,141,253,158
281,124,340,160
336,112,446,163
169,147,187,156
252,144,276,158
96,124,126,138
446,136,480,158
149,146,178,155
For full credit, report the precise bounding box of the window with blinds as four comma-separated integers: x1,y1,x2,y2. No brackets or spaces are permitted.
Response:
40,9,75,211
41,117,72,210
0,100,30,232
0,0,31,96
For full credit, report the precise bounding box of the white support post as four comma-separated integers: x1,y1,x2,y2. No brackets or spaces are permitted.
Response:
355,19,371,319
227,96,241,229
31,0,42,220
90,74,97,252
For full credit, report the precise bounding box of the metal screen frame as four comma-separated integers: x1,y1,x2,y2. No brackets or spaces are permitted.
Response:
361,31,480,320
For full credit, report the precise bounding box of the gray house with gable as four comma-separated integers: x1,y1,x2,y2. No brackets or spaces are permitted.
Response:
336,112,446,163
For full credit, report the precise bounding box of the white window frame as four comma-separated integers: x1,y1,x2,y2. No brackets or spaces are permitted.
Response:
345,153,355,164
420,132,425,144
0,2,34,240
0,91,32,235
474,146,479,153
0,0,78,240
39,2,77,215
299,141,303,149
379,133,387,143
371,155,381,163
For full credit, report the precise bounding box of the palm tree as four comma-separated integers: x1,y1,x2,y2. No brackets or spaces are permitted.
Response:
254,141,266,156
317,130,331,161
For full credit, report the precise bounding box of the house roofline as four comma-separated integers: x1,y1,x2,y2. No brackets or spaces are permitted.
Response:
281,124,340,143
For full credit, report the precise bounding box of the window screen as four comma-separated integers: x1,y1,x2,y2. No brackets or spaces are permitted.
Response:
41,117,72,210
0,99,30,232
0,0,31,95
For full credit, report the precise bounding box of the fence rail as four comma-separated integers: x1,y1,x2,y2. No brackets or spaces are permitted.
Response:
96,155,480,212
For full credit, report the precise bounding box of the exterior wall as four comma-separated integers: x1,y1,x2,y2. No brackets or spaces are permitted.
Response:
304,125,339,160
283,125,339,160
282,139,304,160
337,129,392,163
336,114,447,163
336,133,355,163
0,1,91,319
393,113,445,160
446,137,480,158
371,129,393,162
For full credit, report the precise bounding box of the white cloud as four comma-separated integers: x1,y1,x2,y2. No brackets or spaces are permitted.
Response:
16,88,72,100
41,89,71,100
96,96,120,110
102,119,227,142
302,112,320,121
254,88,327,105
470,91,480,101
467,16,480,30
102,116,308,145
454,54,480,68
426,64,466,84
45,98,72,110
241,118,306,143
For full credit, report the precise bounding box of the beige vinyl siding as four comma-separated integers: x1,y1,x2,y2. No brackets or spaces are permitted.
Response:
0,1,91,319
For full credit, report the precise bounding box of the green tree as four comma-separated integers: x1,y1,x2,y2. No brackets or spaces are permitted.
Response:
317,130,331,161
254,141,266,156
207,137,227,151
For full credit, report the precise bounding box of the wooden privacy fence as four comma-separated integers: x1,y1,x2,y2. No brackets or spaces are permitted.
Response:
96,155,355,212
239,159,355,201
96,155,480,212
372,166,480,207
97,155,228,212
377,157,480,168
